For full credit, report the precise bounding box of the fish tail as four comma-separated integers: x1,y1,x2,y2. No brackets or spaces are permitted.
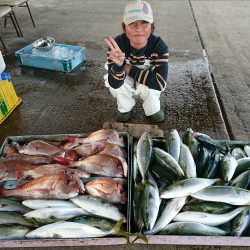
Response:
116,220,148,243
111,218,125,235
112,218,133,238
0,175,7,181
130,226,148,244
118,136,125,147
130,234,148,244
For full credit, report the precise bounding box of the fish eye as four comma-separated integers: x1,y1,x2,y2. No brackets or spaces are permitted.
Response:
65,180,71,185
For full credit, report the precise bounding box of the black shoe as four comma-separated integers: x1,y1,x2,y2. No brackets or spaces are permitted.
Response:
147,110,164,122
116,110,131,122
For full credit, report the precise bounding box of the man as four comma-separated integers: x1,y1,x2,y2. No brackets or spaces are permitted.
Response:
104,0,169,122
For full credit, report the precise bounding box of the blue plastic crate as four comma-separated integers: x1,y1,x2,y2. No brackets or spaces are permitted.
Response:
15,43,86,72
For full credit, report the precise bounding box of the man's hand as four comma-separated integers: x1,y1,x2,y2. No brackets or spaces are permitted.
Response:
125,64,132,76
104,36,125,66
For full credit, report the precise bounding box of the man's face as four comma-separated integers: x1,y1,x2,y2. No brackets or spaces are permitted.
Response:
124,20,152,48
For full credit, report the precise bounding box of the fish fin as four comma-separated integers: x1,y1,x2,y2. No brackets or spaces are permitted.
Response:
30,188,52,196
92,187,109,196
65,150,78,161
107,138,124,147
25,217,42,227
73,174,85,193
0,173,8,181
16,176,34,187
119,157,128,177
53,156,70,166
15,163,25,182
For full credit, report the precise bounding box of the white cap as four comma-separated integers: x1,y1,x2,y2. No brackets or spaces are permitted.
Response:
123,0,153,25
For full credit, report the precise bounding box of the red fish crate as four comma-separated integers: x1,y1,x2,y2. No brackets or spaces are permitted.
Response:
0,131,131,247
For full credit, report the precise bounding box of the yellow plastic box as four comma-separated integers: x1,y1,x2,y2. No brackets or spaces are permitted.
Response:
0,73,21,124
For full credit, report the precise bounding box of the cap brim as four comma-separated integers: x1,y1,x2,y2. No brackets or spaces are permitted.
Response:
123,15,153,25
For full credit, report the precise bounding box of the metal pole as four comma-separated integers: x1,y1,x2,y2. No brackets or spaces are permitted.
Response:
26,1,35,28
0,35,6,50
10,11,23,37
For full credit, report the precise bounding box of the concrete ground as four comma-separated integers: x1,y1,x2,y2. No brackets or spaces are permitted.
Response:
0,0,231,145
191,0,250,140
0,0,250,249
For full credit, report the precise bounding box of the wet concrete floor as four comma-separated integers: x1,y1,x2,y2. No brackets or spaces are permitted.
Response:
0,0,230,145
191,1,250,141
0,0,249,249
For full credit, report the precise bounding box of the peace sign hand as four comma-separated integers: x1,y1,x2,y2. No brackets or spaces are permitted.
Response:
104,36,125,66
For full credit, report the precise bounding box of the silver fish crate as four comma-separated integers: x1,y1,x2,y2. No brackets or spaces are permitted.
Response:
0,132,130,247
129,135,250,246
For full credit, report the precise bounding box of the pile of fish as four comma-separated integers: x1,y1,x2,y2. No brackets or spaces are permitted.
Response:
0,129,128,239
133,129,250,237
1,127,250,240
